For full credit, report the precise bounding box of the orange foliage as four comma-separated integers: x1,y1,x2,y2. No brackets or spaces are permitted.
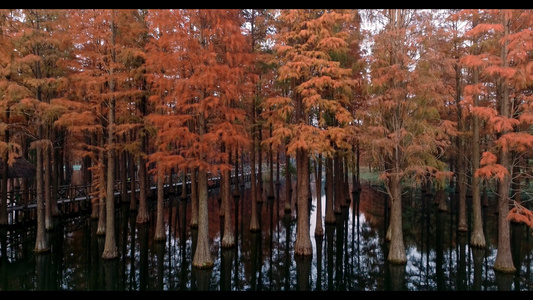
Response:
507,201,533,230
475,151,508,181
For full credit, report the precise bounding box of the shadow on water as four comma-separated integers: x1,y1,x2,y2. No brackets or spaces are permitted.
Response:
1,181,533,291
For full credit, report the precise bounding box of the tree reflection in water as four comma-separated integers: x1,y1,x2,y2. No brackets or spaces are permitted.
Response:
1,183,533,291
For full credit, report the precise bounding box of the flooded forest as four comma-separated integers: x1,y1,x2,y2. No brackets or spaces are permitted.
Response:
1,9,533,290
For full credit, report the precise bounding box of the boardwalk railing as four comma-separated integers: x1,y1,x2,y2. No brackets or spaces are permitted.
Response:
4,171,255,226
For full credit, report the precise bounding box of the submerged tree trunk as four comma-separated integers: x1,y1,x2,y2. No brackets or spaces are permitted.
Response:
387,173,406,264
284,149,292,213
96,145,106,235
436,187,448,212
456,136,468,233
154,165,166,242
470,55,486,248
121,135,128,204
189,167,198,229
221,168,235,248
34,123,49,253
314,155,324,236
102,94,118,260
325,156,335,224
493,13,515,273
44,142,53,231
294,148,312,256
454,50,468,233
493,165,515,273
102,17,118,259
129,132,137,211
333,152,343,214
192,167,214,269
51,144,60,216
250,134,260,232
136,154,149,224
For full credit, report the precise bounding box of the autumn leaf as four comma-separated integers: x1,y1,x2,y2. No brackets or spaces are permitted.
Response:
475,151,508,181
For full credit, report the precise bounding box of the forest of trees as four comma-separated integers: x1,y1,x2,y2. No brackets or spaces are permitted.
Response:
0,9,532,274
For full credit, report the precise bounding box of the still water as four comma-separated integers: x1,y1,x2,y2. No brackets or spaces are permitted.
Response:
1,181,533,291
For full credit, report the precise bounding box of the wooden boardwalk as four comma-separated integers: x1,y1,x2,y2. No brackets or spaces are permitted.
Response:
4,172,253,227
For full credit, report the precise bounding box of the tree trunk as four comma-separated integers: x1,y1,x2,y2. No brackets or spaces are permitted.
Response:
493,12,515,273
51,145,60,216
294,148,312,256
129,146,136,211
189,167,198,228
314,155,324,236
343,155,351,205
284,149,292,213
268,126,275,200
221,168,235,248
493,164,516,273
154,165,166,242
456,135,468,233
437,186,448,212
470,53,486,248
121,134,128,204
436,187,448,212
250,133,260,232
96,147,106,235
102,95,118,259
192,167,214,269
102,15,118,259
333,152,343,214
44,143,52,230
181,169,188,200
34,123,49,253
325,156,336,224
257,126,263,204
136,154,149,224
387,173,406,264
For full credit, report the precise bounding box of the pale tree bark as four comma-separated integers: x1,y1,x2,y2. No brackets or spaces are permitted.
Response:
34,121,49,253
453,42,468,233
387,172,406,264
325,156,336,224
493,11,515,273
189,167,198,228
294,148,312,256
333,152,343,214
181,168,188,200
284,148,292,213
470,33,486,248
221,167,235,248
51,143,60,216
249,137,260,232
102,96,118,259
102,12,118,259
136,84,150,223
90,146,99,219
154,164,166,242
135,154,149,223
192,114,214,268
44,141,52,230
96,147,106,235
314,155,324,236
129,131,137,211
456,109,468,233
121,134,128,204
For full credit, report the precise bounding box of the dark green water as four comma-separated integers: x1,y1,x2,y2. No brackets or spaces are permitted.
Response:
1,182,532,291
